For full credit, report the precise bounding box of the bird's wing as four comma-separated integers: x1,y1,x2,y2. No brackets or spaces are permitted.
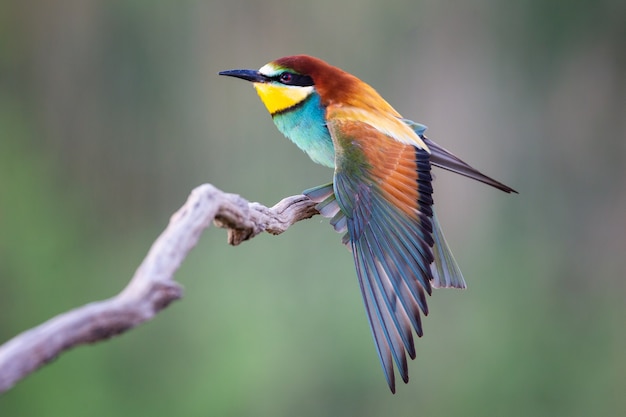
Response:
402,118,517,193
305,183,465,290
322,116,436,392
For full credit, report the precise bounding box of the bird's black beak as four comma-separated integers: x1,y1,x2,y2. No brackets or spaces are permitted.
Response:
218,69,269,83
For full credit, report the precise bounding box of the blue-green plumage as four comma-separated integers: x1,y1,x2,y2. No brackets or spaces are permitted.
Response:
271,92,334,168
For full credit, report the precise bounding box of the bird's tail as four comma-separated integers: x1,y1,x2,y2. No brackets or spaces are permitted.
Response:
430,210,466,289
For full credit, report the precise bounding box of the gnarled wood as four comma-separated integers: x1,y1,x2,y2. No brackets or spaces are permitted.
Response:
0,184,319,394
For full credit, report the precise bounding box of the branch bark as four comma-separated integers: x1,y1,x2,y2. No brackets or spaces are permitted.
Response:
0,184,319,394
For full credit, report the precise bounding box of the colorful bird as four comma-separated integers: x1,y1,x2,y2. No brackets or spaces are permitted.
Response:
220,55,516,393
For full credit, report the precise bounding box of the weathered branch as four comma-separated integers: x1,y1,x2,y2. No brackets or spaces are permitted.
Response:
0,184,319,394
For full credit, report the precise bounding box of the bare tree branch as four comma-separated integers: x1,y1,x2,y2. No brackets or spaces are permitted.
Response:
0,184,319,394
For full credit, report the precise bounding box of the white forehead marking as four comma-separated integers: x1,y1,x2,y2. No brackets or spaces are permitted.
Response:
259,63,281,77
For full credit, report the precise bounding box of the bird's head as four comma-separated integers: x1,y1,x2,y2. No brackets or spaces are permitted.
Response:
219,55,366,116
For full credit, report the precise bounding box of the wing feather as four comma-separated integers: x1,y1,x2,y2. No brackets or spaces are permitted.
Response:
299,109,518,393
325,117,435,392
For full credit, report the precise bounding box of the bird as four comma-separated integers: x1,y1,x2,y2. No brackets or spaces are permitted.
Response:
219,55,516,393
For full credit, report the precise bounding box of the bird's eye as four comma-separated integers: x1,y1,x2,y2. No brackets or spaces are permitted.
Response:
273,72,314,87
279,72,293,83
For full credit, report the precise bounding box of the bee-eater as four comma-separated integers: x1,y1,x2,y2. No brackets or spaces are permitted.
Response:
220,55,516,393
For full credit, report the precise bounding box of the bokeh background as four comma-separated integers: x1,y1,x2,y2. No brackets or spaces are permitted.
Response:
1,0,625,416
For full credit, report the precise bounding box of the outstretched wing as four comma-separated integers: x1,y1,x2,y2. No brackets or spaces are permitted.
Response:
324,117,435,392
305,183,466,291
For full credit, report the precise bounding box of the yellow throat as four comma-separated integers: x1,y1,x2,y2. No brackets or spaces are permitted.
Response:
253,83,314,115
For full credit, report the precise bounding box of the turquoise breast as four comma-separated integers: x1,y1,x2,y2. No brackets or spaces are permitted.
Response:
272,93,335,168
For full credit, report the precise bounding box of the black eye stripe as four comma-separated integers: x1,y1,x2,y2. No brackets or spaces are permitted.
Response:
272,72,314,87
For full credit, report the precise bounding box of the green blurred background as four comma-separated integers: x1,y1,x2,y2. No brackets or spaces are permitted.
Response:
1,0,625,416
